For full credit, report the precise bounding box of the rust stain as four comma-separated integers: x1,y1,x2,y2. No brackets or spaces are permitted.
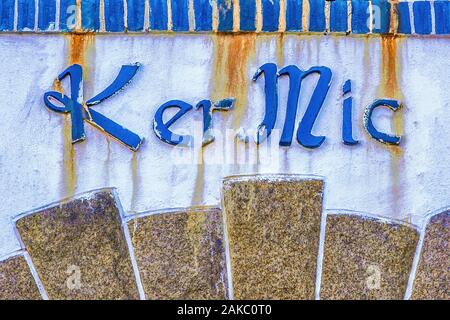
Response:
58,33,95,197
211,33,256,130
130,152,139,211
276,33,285,66
389,0,400,34
192,148,205,206
62,117,77,197
209,33,257,176
378,35,405,217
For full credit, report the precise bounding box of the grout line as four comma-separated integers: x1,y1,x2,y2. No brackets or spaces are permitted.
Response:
408,0,415,34
144,0,150,31
220,187,234,300
122,205,221,222
314,182,328,300
122,223,147,300
34,0,39,32
278,0,286,32
212,0,218,32
124,0,128,31
100,0,105,32
11,215,49,300
55,0,60,31
256,0,262,32
23,250,49,300
188,0,195,32
302,0,309,32
326,208,421,231
325,0,331,33
167,0,172,31
347,0,352,34
0,249,23,263
13,0,18,31
112,189,147,300
430,0,436,35
404,216,427,300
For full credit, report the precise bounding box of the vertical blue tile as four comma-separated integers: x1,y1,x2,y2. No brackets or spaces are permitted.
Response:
18,0,36,31
396,2,411,34
286,0,302,31
171,0,189,31
82,0,100,31
194,0,212,31
262,0,280,32
0,0,15,31
104,0,124,32
330,0,347,32
371,0,390,34
150,0,168,30
60,0,77,31
309,0,325,32
127,0,145,31
240,0,256,31
38,0,56,31
351,0,369,34
413,1,431,35
434,1,450,35
217,0,233,31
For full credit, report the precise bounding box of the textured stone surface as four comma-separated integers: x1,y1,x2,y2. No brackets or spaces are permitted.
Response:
412,211,450,300
222,175,324,300
15,189,139,300
128,208,228,299
0,254,41,300
321,213,419,300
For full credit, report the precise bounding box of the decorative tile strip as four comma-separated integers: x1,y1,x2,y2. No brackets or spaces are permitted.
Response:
0,1,448,35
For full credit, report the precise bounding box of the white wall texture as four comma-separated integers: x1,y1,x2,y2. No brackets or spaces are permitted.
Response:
0,33,449,256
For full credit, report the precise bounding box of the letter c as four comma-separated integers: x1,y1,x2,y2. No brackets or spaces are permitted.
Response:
363,99,402,145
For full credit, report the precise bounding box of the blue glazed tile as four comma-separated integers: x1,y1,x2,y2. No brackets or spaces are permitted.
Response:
434,1,450,35
60,0,77,31
371,0,390,34
81,0,100,31
150,0,168,30
240,0,256,31
217,0,233,31
330,0,347,32
286,0,302,31
0,0,15,31
396,2,411,34
171,0,189,31
127,0,145,31
18,0,36,31
262,0,280,32
38,0,56,31
309,0,325,32
413,1,431,34
351,0,369,34
104,0,124,32
194,0,212,31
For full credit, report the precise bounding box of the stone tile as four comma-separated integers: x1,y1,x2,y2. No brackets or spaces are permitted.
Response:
222,175,324,300
15,189,139,300
128,207,228,300
0,254,41,300
412,210,449,300
321,213,419,300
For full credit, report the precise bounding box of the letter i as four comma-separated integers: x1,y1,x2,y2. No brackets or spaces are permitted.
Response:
342,80,359,145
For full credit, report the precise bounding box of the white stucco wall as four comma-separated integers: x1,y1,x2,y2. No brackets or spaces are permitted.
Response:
0,33,449,256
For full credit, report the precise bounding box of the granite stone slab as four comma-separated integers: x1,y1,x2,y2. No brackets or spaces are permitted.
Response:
222,175,324,300
412,210,449,300
321,213,419,300
15,189,139,300
128,207,228,299
0,254,41,300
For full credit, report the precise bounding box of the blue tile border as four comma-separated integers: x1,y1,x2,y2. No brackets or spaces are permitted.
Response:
0,1,449,35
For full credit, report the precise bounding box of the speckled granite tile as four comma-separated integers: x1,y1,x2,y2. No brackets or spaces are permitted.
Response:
412,210,449,300
321,213,419,300
0,254,41,300
222,175,324,300
128,207,228,300
15,189,139,300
